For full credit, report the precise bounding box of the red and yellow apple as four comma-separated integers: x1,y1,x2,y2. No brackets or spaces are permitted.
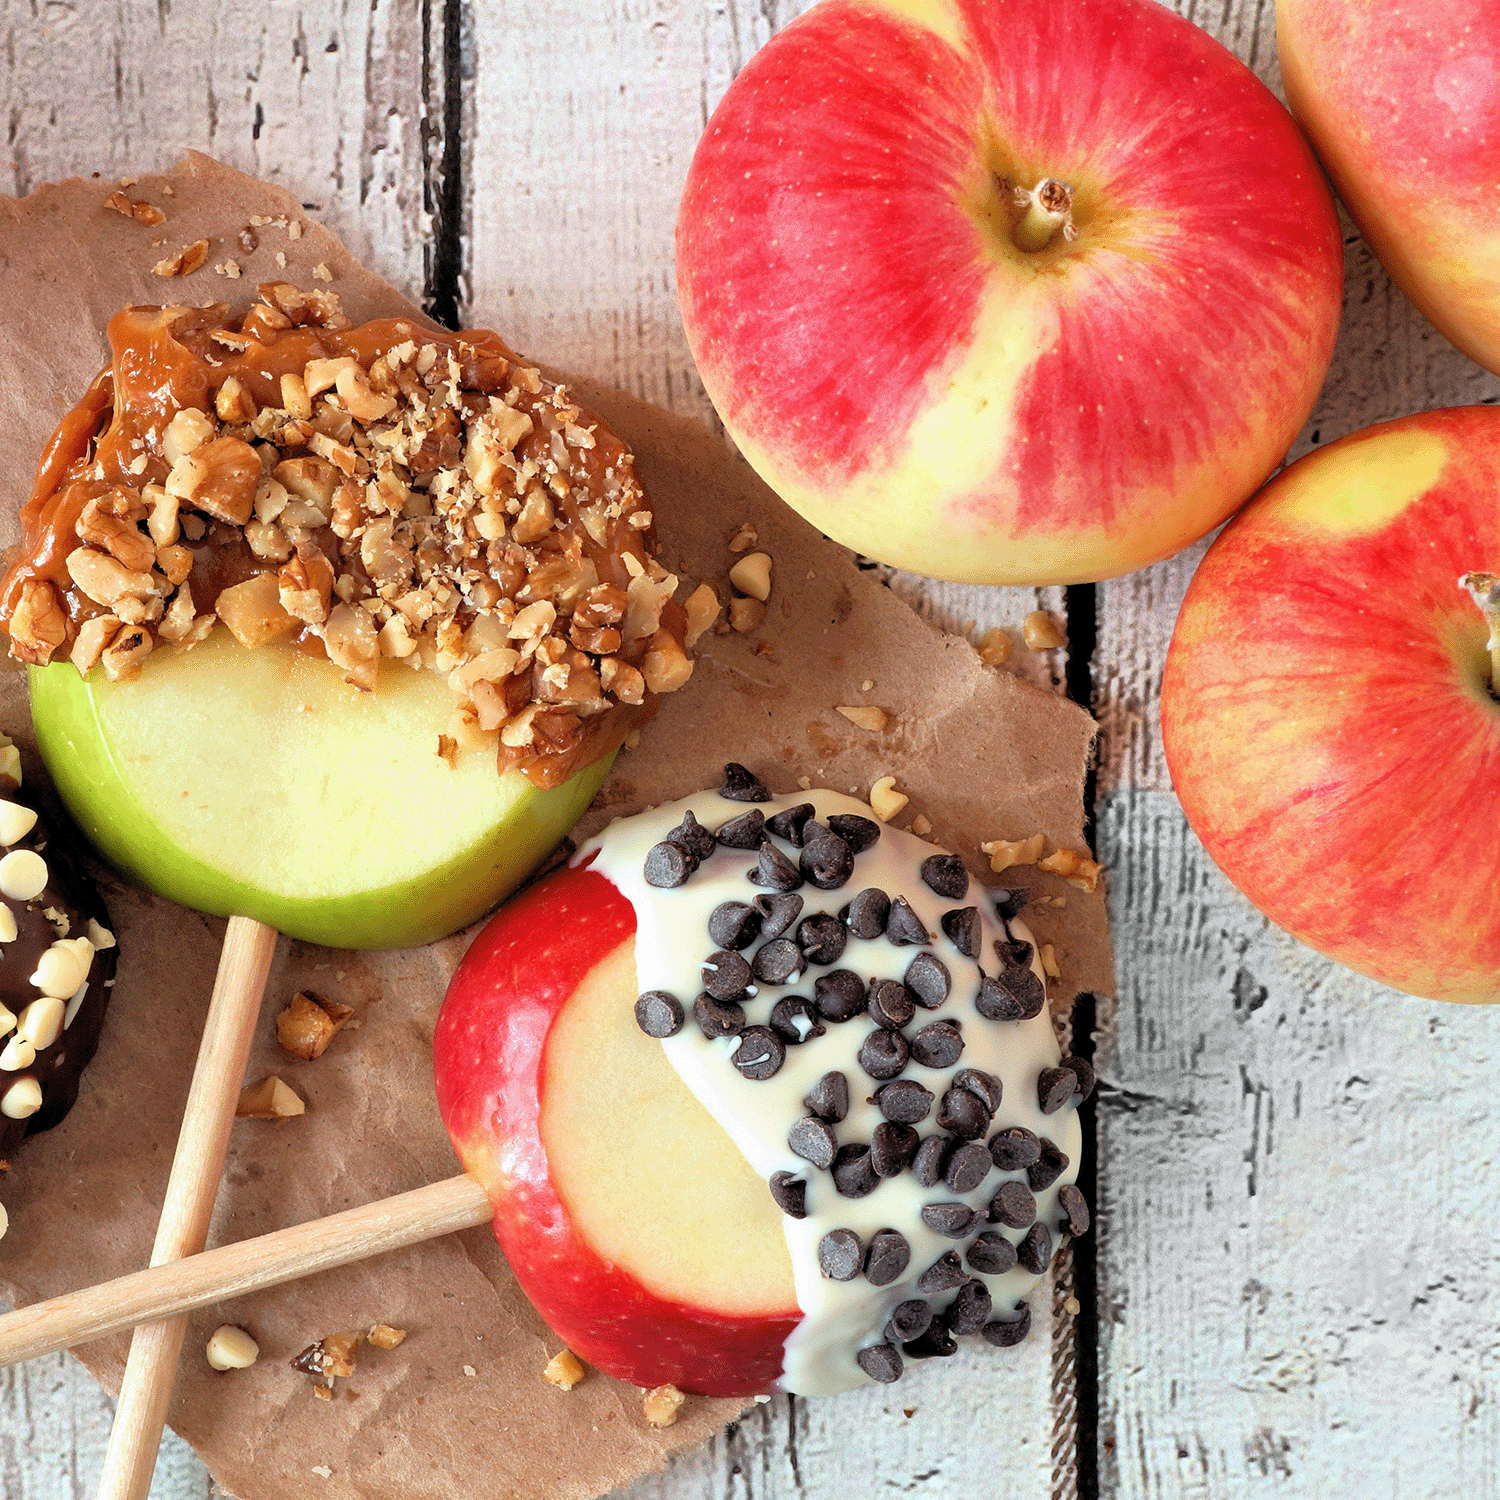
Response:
433,863,799,1395
675,0,1344,586
1279,0,1500,374
1161,407,1500,1003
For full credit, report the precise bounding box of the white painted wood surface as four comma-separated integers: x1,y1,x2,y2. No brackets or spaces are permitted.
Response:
4,1,1497,1498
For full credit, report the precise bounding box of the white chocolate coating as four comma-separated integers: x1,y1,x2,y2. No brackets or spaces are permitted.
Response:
580,788,1083,1397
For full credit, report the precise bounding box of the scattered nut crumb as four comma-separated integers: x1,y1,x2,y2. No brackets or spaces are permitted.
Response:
643,1383,685,1427
543,1349,585,1390
436,733,459,768
729,551,772,602
623,727,642,751
275,250,288,268
1064,1295,1081,1316
367,1324,407,1350
152,238,210,277
206,1324,259,1370
212,259,242,279
869,775,908,822
910,814,932,837
796,776,812,791
238,226,258,254
728,595,765,633
236,1075,305,1119
312,1386,332,1402
311,1465,333,1479
1022,610,1066,651
977,626,1013,667
835,704,890,733
288,220,304,240
276,990,356,1061
463,1364,477,1378
312,262,333,282
105,190,165,227
860,678,874,691
683,583,720,649
292,1330,362,1385
727,521,757,553
1039,847,1103,892
981,833,1046,873
1040,942,1061,979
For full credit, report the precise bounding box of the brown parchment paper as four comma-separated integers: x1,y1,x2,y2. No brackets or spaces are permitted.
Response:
0,154,1112,1500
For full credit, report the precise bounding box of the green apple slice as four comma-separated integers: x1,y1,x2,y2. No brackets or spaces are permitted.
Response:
30,632,612,949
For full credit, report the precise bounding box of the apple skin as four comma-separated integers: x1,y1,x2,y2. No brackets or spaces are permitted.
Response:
1279,0,1500,374
676,0,1343,586
434,863,799,1396
1161,408,1500,1003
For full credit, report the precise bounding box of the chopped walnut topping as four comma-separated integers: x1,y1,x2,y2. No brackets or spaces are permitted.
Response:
543,1349,585,1390
236,1075,305,1119
152,238,210,277
275,990,355,1061
367,1324,407,1350
727,521,758,553
1022,610,1067,651
642,1384,685,1427
729,595,765,634
105,191,166,227
291,1329,362,1386
977,626,1013,667
981,833,1046,873
1039,846,1103,892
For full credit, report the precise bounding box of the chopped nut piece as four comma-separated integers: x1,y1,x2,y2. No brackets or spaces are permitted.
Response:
8,579,68,664
206,1325,260,1371
236,1075,305,1119
100,625,154,682
1039,847,1104,893
729,595,766,633
152,238,210,277
977,626,1014,666
543,1349,585,1390
65,547,159,609
869,775,908,822
323,602,380,692
727,521,758,554
292,1330,363,1383
1022,610,1067,651
216,572,298,650
367,1324,407,1350
981,833,1046,873
215,375,257,424
729,550,773,601
166,435,261,524
1040,942,1061,979
910,813,933,836
643,1384,685,1428
683,583,719,649
835,705,890,733
275,990,356,1061
642,629,693,694
71,615,123,676
105,190,166,227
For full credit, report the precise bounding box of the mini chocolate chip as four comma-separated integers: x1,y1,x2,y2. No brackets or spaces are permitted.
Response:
708,901,762,951
967,1231,1018,1276
716,809,767,849
867,979,916,1030
701,950,752,1001
1064,1054,1096,1102
989,1125,1042,1172
814,969,867,1022
693,993,745,1039
920,853,969,900
953,1068,1003,1114
992,887,1030,921
732,1025,785,1080
982,1305,1032,1347
752,937,805,985
788,1115,838,1169
903,951,950,1009
1028,1138,1069,1192
766,803,815,845
936,1086,990,1140
943,1141,993,1194
842,887,890,939
991,1180,1037,1229
644,841,696,888
975,959,1045,1021
858,1026,909,1080
1017,1222,1053,1274
922,1202,983,1239
668,809,717,862
1038,1065,1078,1113
874,1079,933,1125
855,1343,903,1383
634,991,684,1038
803,1071,849,1123
864,1228,911,1286
885,1299,933,1342
916,1250,966,1294
885,896,930,946
902,1322,957,1360
945,1278,992,1336
911,1135,952,1188
768,1172,807,1219
797,912,847,966
1058,1183,1091,1237
720,762,771,802
818,1227,863,1280
749,842,803,892
908,1020,963,1070
800,825,854,890
754,891,803,938
828,813,881,852
870,1121,920,1177
770,996,825,1045
941,906,982,959
831,1143,880,1198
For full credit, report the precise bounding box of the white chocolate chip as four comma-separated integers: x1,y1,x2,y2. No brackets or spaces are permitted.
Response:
0,908,16,944
64,979,89,1032
728,551,773,602
0,802,38,846
206,1324,260,1370
0,1200,8,1240
86,919,116,951
0,1006,14,1038
0,1036,36,1071
31,938,92,999
16,997,64,1051
0,1076,40,1118
0,746,21,786
0,849,47,902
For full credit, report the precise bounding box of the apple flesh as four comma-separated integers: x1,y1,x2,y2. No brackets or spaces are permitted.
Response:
434,862,800,1396
1279,0,1500,375
1161,407,1500,1003
675,0,1343,586
30,632,613,950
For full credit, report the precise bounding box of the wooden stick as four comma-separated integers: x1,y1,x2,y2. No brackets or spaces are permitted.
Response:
95,915,278,1500
0,1173,491,1368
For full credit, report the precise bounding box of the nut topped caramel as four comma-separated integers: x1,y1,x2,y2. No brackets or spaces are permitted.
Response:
0,284,703,788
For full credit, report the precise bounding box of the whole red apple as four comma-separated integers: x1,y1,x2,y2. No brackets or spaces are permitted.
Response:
1161,407,1500,1003
433,862,799,1396
675,0,1343,586
1279,0,1500,375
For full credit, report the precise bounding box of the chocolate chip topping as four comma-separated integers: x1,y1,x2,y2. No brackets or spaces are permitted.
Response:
1017,1221,1053,1274
975,955,1045,1021
667,810,717,862
864,1228,911,1286
1028,1138,1070,1191
936,1085,990,1140
692,993,745,1039
941,905,982,959
992,887,1030,921
754,891,803,938
766,803,816,845
644,840,696,888
831,1143,880,1198
769,996,825,1045
803,1071,850,1123
946,1279,992,1336
903,1322,958,1360
989,1125,1042,1172
921,1202,984,1239
701,949,752,1001
920,853,969,900
886,1300,933,1342
982,1306,1032,1347
908,1020,963,1070
788,1114,838,1169
870,1121,920,1177
716,809,767,849
943,1141,993,1195
967,1231,1018,1276
827,813,881,852
1058,1183,1092,1237
867,979,916,1030
885,895,930,946
916,1250,966,1294
911,1135,952,1189
856,1343,904,1383
633,991,684,1038
858,1026,909,1080
751,937,804,985
953,1067,1003,1114
842,887,890,939
749,841,803,892
1038,1065,1078,1113
731,1025,786,1080
720,762,771,802
874,1079,933,1125
707,901,761,951
818,1228,863,1281
990,1180,1038,1229
1064,1054,1096,1102
800,824,854,889
768,1172,807,1219
796,912,847,966
814,969,867,1022
903,950,950,1009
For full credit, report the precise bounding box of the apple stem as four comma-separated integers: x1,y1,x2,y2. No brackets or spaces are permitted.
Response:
1460,571,1500,691
1010,178,1078,252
